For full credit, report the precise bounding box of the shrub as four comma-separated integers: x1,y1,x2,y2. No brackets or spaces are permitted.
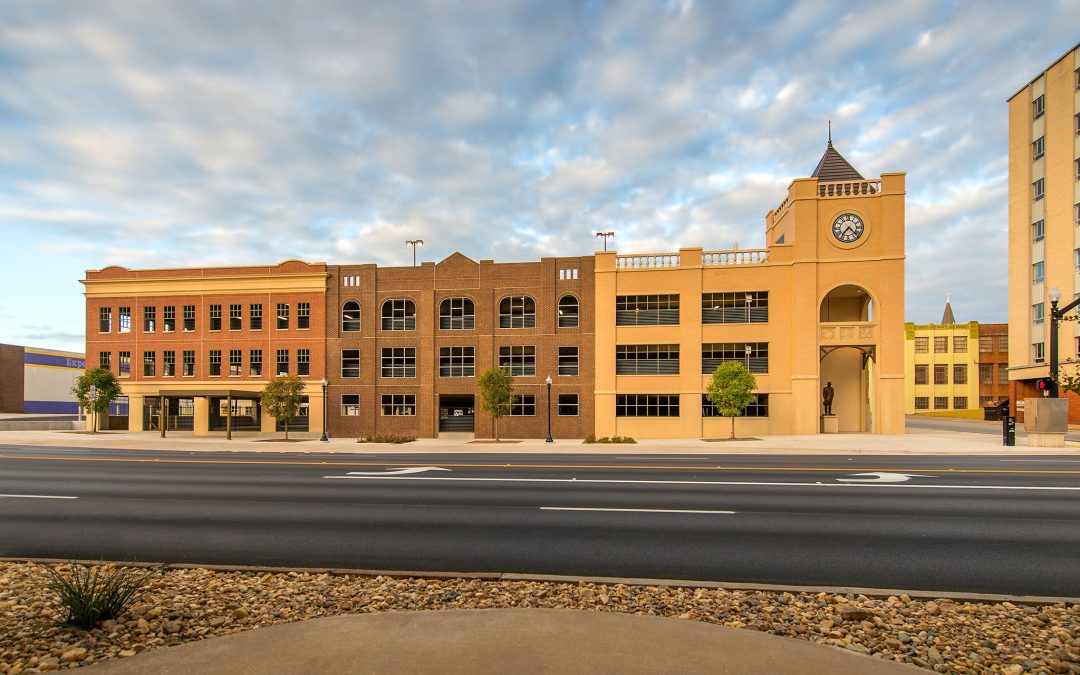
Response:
357,434,416,444
42,562,152,629
583,435,636,444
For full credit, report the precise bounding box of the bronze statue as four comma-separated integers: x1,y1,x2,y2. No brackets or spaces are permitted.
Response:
822,381,834,415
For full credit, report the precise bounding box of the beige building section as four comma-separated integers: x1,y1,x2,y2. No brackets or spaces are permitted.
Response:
1007,42,1080,421
593,152,906,438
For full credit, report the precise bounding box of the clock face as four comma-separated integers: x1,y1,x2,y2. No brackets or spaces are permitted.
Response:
832,213,864,243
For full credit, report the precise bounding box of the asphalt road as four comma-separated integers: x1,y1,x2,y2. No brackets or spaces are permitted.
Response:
1,444,1079,597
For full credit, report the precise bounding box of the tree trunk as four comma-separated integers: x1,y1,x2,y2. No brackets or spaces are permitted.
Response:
494,416,499,441
284,419,289,441
91,408,96,435
729,415,735,440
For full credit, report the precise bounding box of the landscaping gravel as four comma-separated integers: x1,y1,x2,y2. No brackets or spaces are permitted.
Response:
0,562,1078,673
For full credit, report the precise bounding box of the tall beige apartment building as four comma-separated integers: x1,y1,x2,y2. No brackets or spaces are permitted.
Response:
1007,41,1080,421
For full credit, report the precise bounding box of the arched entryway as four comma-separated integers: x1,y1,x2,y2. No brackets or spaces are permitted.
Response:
819,285,877,432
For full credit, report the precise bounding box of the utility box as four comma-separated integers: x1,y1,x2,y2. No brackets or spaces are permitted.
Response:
1023,397,1068,447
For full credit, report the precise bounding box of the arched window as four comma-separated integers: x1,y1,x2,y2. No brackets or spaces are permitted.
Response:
499,296,535,329
342,301,361,332
558,295,579,328
439,297,475,330
381,299,416,331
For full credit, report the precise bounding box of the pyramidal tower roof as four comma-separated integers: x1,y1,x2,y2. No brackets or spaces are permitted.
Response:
941,301,956,325
810,124,865,181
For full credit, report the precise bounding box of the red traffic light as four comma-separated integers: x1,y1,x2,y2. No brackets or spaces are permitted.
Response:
1036,377,1053,391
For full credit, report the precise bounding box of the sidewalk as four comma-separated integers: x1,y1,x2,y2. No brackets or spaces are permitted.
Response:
83,609,919,674
0,426,1077,454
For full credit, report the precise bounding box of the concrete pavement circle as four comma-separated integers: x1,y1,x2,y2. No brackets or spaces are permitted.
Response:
83,608,920,674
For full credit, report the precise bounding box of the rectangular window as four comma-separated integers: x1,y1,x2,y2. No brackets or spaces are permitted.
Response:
615,294,679,326
979,335,993,352
953,364,967,385
438,346,475,377
701,343,769,374
953,335,967,353
614,344,680,375
381,347,417,378
250,304,263,330
510,394,536,416
1075,159,1080,181
934,336,948,353
229,350,242,376
1034,302,1046,324
980,396,992,406
440,297,475,330
980,364,993,385
208,304,222,331
914,337,928,353
381,394,415,416
498,296,535,329
143,306,156,332
276,349,289,376
934,364,948,385
997,363,1008,384
701,291,768,324
298,302,310,330
341,349,360,378
1076,203,1080,226
297,348,310,376
1076,112,1080,135
209,350,222,376
249,350,262,377
183,305,195,332
119,307,131,333
143,351,155,377
182,350,195,377
558,393,579,416
1032,219,1045,242
1033,178,1044,201
117,351,130,377
99,351,111,370
1033,260,1045,283
1075,249,1080,270
99,307,112,333
1032,136,1045,159
914,397,929,411
558,346,579,376
1033,342,1045,364
701,393,769,418
342,394,361,416
163,306,176,332
914,364,928,385
163,351,175,377
1033,94,1044,119
230,304,242,331
953,396,968,410
277,303,289,330
498,345,536,376
616,394,680,417
934,396,949,410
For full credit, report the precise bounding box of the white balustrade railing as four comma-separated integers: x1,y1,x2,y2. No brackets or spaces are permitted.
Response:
817,180,881,198
615,253,681,269
702,249,769,266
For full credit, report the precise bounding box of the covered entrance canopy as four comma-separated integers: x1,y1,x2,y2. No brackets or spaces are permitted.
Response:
144,389,265,438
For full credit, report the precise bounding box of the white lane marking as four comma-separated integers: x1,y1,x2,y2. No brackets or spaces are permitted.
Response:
1000,459,1080,463
0,494,78,499
837,472,935,483
541,507,734,514
345,467,451,476
322,475,1080,491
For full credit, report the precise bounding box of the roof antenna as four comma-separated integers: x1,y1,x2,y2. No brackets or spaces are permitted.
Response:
828,120,832,146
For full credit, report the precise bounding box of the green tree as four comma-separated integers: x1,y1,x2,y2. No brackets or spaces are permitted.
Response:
705,361,758,440
260,376,305,440
477,366,515,441
71,367,121,434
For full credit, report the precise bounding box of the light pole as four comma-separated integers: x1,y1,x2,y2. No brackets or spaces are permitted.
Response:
545,375,553,443
745,344,753,371
745,292,753,322
1048,287,1080,397
595,231,615,251
320,377,329,441
405,239,424,266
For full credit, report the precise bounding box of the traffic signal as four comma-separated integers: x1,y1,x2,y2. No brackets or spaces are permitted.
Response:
1036,377,1053,392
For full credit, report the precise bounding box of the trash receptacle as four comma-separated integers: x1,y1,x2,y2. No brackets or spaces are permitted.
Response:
984,400,1008,421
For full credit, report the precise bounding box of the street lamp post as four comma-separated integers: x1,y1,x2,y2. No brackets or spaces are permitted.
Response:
320,377,329,441
405,239,424,266
545,375,553,443
595,231,615,251
745,344,753,371
745,292,753,323
1047,287,1080,398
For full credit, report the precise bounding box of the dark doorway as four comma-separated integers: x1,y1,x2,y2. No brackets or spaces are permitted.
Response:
439,395,474,432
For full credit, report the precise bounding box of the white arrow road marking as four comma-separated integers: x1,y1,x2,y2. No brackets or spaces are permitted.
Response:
344,467,451,476
0,494,78,499
837,472,935,483
322,475,1080,491
541,507,735,514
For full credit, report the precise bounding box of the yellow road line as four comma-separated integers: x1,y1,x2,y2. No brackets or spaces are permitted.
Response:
1,455,1080,475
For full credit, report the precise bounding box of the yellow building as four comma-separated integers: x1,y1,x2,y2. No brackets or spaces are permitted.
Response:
1007,41,1080,421
594,140,906,438
903,303,980,414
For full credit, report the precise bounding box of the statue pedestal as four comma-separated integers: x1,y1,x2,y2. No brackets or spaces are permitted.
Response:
820,415,839,434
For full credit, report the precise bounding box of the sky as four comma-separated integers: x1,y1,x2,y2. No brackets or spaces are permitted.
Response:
1,0,1078,353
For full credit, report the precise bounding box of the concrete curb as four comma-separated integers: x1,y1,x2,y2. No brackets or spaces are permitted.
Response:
8,557,1077,606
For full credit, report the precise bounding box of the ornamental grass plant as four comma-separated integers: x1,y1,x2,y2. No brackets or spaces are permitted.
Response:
41,562,152,629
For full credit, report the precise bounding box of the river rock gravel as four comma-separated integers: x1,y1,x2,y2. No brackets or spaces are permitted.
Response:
0,562,1077,673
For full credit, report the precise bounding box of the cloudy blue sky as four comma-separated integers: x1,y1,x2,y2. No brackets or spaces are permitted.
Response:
1,1,1078,353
